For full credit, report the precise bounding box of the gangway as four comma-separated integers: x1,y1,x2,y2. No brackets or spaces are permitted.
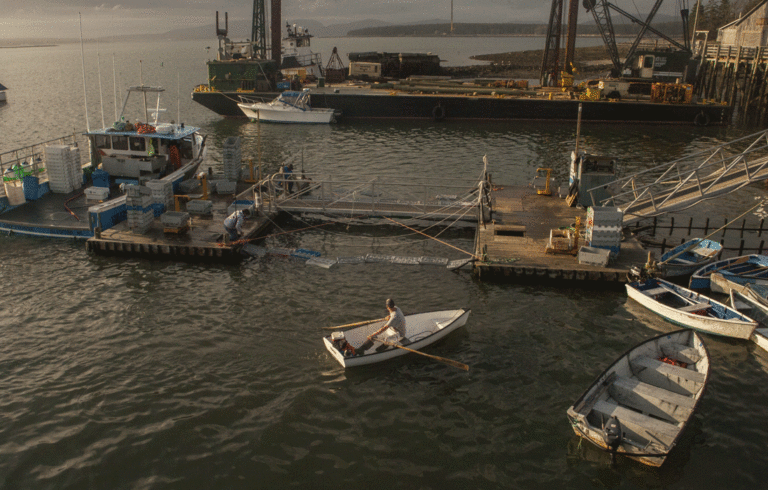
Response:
261,172,483,224
585,129,768,225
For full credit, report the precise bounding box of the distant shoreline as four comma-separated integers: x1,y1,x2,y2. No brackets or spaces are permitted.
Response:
0,45,58,49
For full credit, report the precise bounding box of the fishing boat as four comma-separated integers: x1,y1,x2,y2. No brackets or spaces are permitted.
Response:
238,89,336,124
729,286,768,352
689,254,768,290
658,238,722,278
323,308,470,368
626,278,757,339
0,85,206,238
567,329,710,467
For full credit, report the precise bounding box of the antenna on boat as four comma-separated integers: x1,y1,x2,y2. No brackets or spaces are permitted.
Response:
140,60,149,123
78,12,91,132
97,50,106,128
112,12,118,122
112,54,118,122
177,72,180,124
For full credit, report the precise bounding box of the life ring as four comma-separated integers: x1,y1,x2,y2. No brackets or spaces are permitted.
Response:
694,111,710,127
432,104,446,121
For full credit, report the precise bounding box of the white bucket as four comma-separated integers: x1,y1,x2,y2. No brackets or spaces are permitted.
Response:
4,183,26,205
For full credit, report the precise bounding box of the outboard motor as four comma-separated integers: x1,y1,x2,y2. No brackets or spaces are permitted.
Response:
603,416,622,463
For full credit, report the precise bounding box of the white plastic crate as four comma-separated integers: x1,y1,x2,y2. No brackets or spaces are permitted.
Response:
578,246,611,267
215,180,237,194
187,199,213,215
161,211,190,228
85,187,109,200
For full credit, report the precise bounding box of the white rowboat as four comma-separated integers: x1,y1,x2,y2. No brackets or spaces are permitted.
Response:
626,278,757,339
567,329,710,467
323,308,470,368
729,287,768,353
659,238,722,278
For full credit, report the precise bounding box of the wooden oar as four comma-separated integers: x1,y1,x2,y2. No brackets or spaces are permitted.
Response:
734,264,768,277
322,317,387,331
376,338,469,371
703,256,750,276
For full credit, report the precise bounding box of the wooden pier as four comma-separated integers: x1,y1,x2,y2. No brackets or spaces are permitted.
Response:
85,188,275,262
695,43,768,125
473,185,648,286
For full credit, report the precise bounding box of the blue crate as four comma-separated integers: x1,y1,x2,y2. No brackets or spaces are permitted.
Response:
291,248,321,260
23,176,40,201
92,169,110,188
150,202,165,217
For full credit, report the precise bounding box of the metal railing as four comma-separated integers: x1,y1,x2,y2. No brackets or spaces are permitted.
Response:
264,171,482,221
586,129,768,224
0,133,90,197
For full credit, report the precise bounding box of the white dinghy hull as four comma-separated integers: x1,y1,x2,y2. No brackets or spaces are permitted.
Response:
323,308,470,368
567,330,710,467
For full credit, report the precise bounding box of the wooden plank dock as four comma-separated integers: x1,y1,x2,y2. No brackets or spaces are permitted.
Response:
473,185,648,286
85,192,274,262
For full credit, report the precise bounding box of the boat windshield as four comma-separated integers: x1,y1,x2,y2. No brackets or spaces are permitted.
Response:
275,91,310,110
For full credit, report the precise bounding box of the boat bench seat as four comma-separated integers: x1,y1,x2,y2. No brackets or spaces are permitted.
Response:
613,376,696,411
632,356,706,385
643,287,669,297
661,342,702,364
678,302,711,313
593,400,680,442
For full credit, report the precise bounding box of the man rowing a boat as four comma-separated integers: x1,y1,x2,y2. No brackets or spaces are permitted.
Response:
358,298,407,354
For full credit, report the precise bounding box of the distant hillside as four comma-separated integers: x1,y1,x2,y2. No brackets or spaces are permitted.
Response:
153,18,391,41
348,21,687,37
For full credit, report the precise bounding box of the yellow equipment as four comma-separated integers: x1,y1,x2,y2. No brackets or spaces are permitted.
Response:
534,168,552,196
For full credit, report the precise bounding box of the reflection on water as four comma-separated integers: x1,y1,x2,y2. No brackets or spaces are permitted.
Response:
2,40,768,489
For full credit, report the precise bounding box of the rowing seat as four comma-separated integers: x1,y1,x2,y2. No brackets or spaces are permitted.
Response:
631,356,706,396
610,376,695,423
643,287,669,297
678,302,710,313
593,400,679,446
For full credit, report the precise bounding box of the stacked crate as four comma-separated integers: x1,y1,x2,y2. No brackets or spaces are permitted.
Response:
69,146,82,190
45,145,82,194
125,185,154,234
222,136,241,182
145,180,174,217
585,206,623,257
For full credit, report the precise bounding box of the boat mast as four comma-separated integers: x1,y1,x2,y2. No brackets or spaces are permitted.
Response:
79,12,91,132
140,60,148,123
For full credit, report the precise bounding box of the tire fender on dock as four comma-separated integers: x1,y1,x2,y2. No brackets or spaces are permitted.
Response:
432,104,446,121
694,111,710,127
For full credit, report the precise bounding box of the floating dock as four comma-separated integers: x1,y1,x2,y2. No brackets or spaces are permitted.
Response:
85,185,273,262
473,185,648,286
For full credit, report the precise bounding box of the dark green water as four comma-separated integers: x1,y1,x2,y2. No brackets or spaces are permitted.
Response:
1,41,768,489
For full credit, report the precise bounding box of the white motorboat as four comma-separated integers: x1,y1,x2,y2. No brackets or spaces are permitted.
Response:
238,89,336,124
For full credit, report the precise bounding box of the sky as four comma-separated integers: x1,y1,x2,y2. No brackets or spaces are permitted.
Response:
0,0,686,40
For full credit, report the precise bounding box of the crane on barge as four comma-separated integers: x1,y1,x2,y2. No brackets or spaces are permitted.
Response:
541,0,695,92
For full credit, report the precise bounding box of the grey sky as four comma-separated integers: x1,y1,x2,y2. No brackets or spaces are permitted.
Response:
0,1,687,39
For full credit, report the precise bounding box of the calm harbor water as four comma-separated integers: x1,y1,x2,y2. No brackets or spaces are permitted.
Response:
1,39,768,489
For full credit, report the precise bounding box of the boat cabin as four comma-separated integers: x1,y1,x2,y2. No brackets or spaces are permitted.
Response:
88,127,200,180
281,23,323,79
86,85,205,182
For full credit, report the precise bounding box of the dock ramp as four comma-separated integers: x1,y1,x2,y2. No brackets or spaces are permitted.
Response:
585,129,768,225
263,172,482,223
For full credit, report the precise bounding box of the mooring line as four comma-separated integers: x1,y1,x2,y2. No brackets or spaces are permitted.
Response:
383,216,479,259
